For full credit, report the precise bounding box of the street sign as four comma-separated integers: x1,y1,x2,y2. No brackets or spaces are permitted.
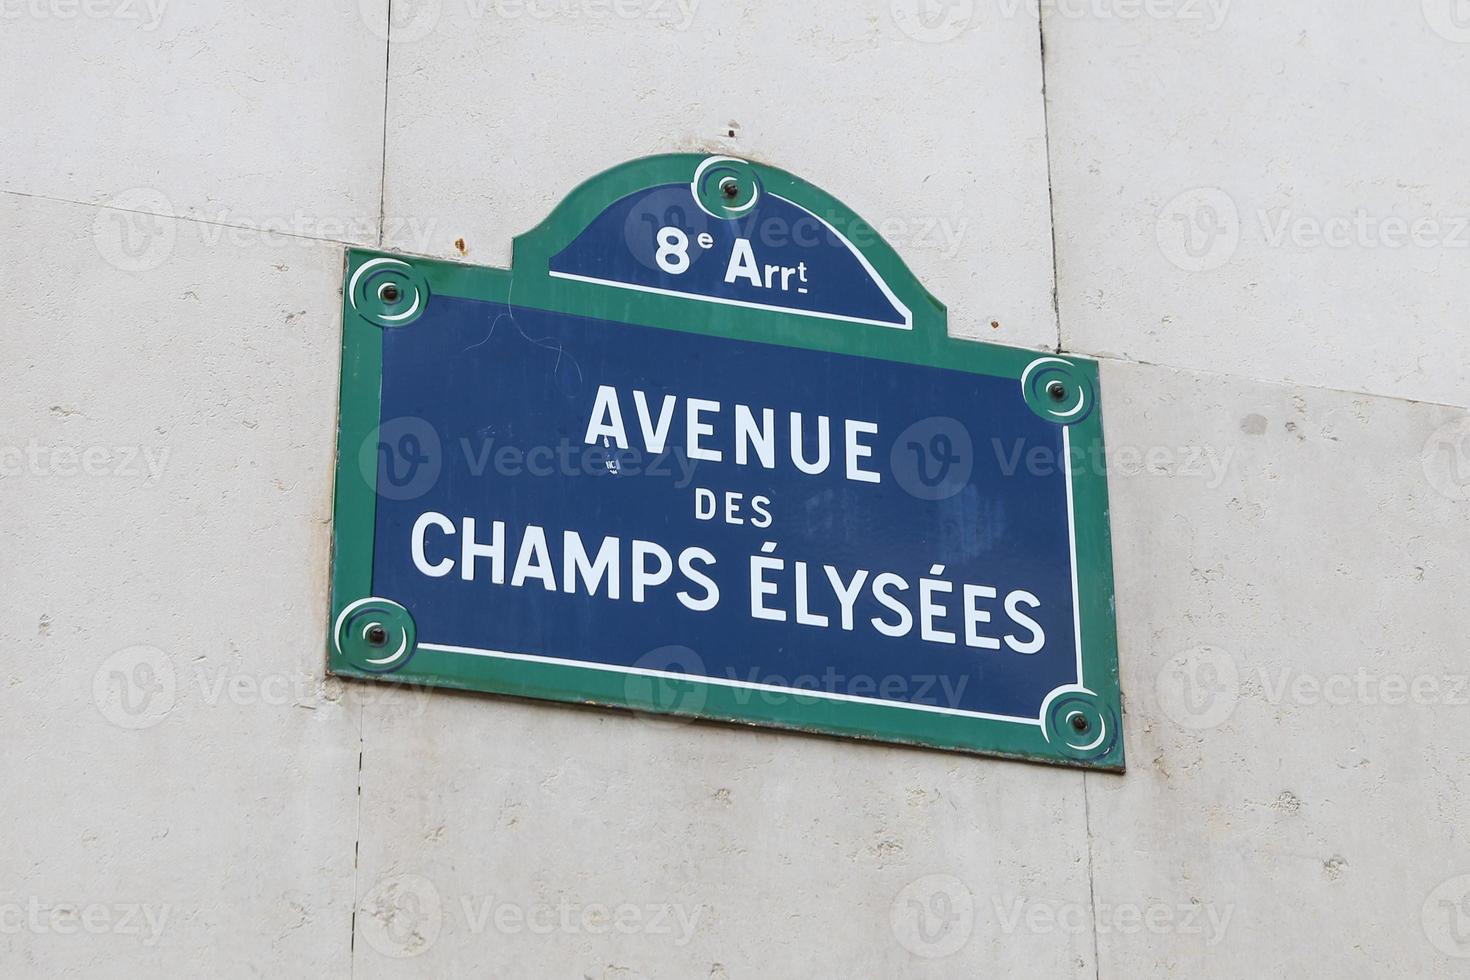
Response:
329,155,1124,769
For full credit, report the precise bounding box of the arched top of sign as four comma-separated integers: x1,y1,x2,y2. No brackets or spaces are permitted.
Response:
510,153,947,346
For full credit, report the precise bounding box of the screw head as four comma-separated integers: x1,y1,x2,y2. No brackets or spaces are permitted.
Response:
720,178,740,199
365,624,388,647
378,282,401,303
1070,713,1090,733
1047,380,1068,402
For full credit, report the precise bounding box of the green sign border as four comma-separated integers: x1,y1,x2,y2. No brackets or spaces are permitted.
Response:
328,153,1125,771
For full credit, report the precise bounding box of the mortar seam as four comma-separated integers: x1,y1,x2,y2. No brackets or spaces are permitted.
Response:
1036,6,1064,355
376,0,393,248
1083,771,1102,979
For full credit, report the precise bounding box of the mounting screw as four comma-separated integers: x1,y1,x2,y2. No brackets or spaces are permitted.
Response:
1070,714,1090,733
721,178,740,199
1047,380,1068,402
365,624,388,647
378,282,401,303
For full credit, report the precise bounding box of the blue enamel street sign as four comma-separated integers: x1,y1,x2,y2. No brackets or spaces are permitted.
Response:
330,155,1125,769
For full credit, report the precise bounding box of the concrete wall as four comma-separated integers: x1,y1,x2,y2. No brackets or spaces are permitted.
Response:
3,1,1467,976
